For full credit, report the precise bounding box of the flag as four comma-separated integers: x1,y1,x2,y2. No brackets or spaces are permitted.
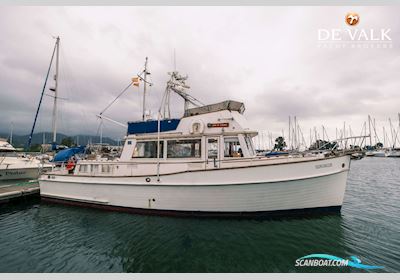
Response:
132,77,140,87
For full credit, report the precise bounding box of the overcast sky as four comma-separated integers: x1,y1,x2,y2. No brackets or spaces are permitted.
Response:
0,6,399,147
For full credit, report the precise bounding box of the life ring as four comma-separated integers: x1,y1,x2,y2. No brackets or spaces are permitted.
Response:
189,120,205,134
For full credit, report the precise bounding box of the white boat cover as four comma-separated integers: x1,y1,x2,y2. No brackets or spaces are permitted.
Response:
184,100,245,117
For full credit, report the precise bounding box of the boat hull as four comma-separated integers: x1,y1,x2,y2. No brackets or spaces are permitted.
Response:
0,167,41,181
386,151,400,157
39,156,350,217
42,196,341,218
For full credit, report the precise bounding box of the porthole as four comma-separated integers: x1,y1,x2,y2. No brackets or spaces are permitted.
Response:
146,177,151,182
342,163,345,168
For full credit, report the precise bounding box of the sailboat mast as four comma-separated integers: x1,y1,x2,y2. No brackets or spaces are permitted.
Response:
142,57,148,121
10,122,13,145
51,36,60,144
368,115,372,146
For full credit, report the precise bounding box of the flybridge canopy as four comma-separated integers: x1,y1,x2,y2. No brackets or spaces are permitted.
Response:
127,119,180,135
184,100,245,117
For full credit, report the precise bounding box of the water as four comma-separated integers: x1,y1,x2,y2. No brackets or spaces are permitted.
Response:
0,157,399,272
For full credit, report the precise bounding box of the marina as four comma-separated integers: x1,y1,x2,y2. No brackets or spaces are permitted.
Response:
1,5,399,275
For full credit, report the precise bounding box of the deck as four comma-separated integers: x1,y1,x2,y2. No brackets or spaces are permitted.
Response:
0,181,39,203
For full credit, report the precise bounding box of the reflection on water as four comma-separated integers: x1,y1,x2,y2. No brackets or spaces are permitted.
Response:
0,158,398,272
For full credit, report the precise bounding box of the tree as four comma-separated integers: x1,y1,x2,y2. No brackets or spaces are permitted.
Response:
274,136,286,151
28,144,42,152
61,137,75,147
309,140,337,150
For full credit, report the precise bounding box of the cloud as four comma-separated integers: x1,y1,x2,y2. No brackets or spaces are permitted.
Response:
0,6,399,147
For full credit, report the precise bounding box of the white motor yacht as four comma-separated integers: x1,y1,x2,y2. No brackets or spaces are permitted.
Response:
39,71,351,217
0,138,49,181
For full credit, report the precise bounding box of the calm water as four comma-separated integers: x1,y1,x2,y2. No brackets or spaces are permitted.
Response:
0,158,399,272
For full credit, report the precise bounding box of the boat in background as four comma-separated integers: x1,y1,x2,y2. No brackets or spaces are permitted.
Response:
371,149,386,157
0,138,50,181
386,148,400,157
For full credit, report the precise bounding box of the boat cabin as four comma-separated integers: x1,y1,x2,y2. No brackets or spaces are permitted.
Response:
120,100,257,162
71,100,261,177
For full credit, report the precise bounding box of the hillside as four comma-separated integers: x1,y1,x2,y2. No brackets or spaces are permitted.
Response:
0,132,119,148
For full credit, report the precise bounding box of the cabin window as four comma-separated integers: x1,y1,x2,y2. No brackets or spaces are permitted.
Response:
207,139,218,159
167,139,201,158
127,141,132,145
224,137,243,157
101,164,112,173
132,141,164,158
92,164,99,173
79,165,88,173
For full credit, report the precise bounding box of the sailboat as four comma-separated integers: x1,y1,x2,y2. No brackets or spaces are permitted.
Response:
28,36,61,151
0,37,62,181
39,61,352,218
0,38,63,181
385,116,400,157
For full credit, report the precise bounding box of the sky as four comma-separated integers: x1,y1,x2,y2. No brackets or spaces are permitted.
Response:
0,6,399,148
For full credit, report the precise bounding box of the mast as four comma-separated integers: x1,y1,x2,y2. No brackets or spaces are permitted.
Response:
288,116,291,150
383,126,386,148
27,37,57,149
389,118,395,148
293,116,297,150
51,36,60,144
368,115,372,147
142,57,148,121
9,122,13,145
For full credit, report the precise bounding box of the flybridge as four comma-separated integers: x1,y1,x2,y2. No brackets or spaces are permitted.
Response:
184,100,245,117
126,100,245,135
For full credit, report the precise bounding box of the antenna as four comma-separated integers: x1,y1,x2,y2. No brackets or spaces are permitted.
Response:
142,57,149,121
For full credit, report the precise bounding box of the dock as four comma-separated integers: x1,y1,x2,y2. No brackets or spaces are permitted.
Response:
0,181,40,203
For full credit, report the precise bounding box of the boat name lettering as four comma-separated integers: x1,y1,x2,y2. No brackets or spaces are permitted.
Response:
207,122,229,128
6,171,26,175
315,163,332,169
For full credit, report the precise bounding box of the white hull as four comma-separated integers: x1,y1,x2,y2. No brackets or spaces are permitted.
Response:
0,157,51,181
386,150,400,157
0,167,41,181
40,155,350,215
365,150,386,157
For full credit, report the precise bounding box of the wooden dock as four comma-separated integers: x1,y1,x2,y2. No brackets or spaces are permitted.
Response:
0,181,40,203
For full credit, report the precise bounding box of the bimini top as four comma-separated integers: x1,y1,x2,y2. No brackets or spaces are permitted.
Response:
184,100,245,117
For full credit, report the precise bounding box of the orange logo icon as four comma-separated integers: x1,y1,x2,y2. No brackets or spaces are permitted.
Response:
346,12,360,26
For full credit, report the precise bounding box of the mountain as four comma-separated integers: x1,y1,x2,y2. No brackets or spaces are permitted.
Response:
0,132,119,148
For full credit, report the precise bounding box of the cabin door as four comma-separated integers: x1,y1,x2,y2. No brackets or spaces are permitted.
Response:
206,137,220,169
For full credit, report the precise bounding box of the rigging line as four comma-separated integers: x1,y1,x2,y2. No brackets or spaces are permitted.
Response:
95,119,102,137
99,81,133,115
27,40,58,148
